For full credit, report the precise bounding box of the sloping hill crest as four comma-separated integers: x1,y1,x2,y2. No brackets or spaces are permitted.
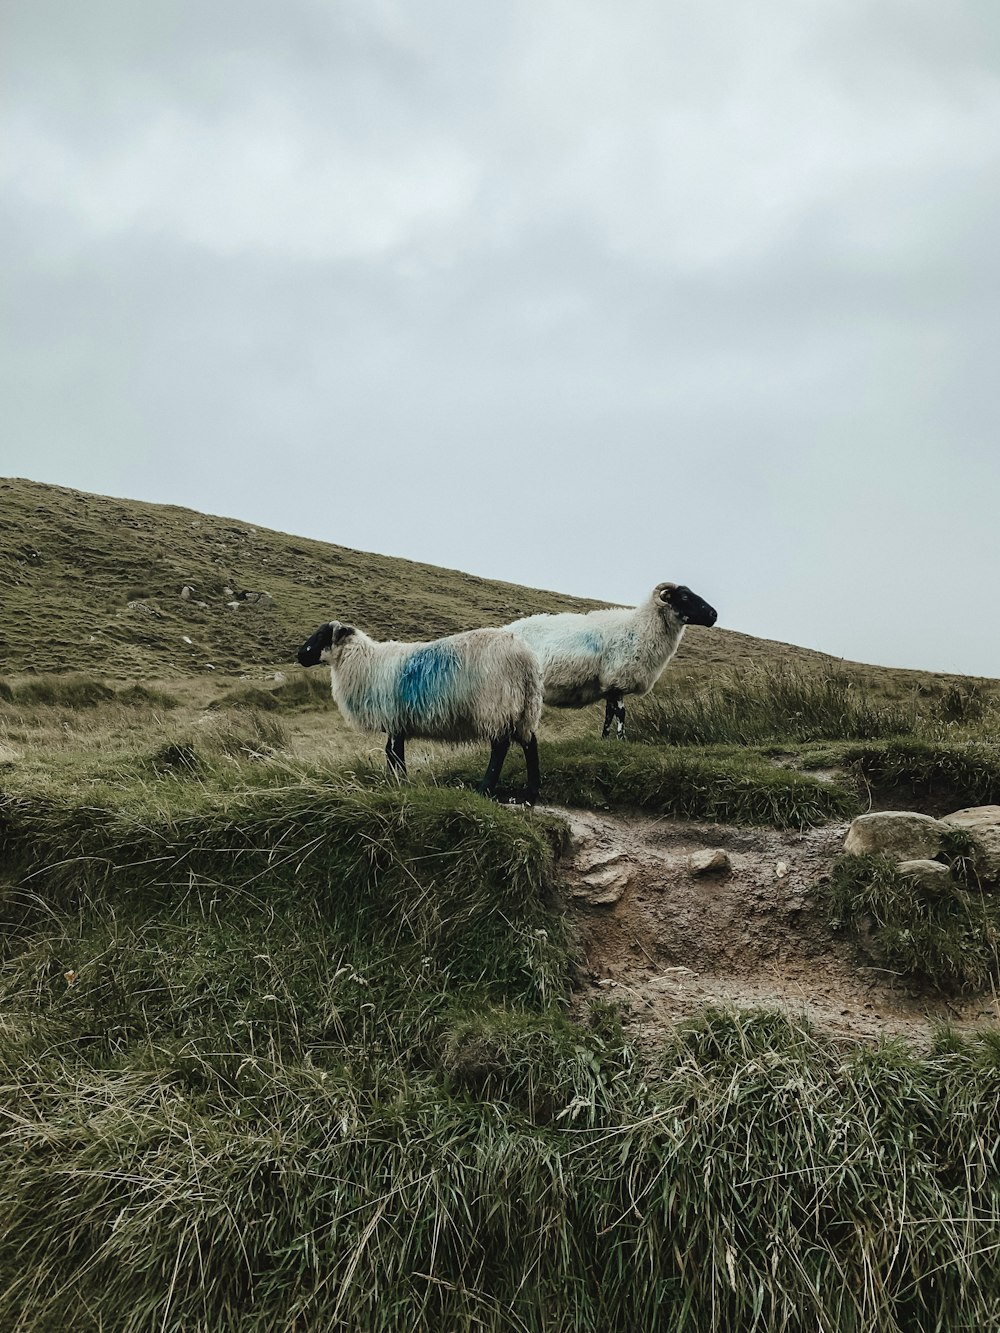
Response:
3,476,847,679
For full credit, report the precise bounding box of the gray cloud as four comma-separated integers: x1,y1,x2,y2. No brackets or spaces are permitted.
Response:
2,0,999,674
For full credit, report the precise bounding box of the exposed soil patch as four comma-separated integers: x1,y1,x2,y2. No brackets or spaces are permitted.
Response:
547,806,999,1045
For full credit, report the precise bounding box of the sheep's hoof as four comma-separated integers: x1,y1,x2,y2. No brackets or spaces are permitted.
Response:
505,789,538,808
480,785,532,807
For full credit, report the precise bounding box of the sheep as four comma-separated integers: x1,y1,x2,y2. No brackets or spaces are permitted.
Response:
504,581,717,740
296,621,543,803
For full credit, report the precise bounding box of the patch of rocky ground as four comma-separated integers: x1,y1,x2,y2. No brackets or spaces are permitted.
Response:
548,806,1000,1046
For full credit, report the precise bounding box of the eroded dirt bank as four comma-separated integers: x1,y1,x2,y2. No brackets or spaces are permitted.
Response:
546,806,999,1045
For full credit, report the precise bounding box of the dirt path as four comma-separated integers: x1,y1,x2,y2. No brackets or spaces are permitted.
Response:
545,806,1000,1045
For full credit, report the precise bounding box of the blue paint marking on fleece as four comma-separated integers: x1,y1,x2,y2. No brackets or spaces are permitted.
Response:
579,631,603,654
397,643,460,717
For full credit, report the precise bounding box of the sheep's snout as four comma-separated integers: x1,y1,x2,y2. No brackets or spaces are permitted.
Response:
297,622,335,667
666,586,717,628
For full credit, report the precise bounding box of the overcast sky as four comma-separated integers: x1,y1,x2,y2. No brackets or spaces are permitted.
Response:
2,1,998,675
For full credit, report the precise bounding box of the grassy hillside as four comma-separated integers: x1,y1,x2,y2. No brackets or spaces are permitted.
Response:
2,746,1000,1330
4,477,1000,1329
0,475,874,681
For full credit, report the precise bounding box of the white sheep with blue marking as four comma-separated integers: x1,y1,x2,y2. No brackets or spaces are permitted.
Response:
505,581,717,739
296,621,543,802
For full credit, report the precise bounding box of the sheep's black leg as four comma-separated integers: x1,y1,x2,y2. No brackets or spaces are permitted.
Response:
385,733,406,777
602,691,626,741
478,735,511,797
520,734,541,806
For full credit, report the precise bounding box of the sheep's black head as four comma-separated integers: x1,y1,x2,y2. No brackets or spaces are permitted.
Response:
296,621,355,666
655,583,718,628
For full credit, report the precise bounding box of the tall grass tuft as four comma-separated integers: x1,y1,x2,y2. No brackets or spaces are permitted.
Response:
823,851,1000,992
0,675,177,710
631,665,921,746
197,706,289,758
10,673,117,708
210,673,334,714
842,739,1000,812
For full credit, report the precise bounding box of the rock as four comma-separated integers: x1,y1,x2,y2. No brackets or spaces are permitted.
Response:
229,590,274,611
942,806,1000,881
563,818,595,856
180,585,195,600
574,846,624,875
223,587,235,597
775,860,789,878
570,853,633,906
126,600,161,618
897,859,954,894
273,672,286,683
844,811,951,860
688,849,730,876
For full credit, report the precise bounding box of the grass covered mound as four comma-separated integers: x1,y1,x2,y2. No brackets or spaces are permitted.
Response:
842,739,1000,812
823,847,1000,994
0,778,999,1329
0,673,179,710
434,738,858,829
0,782,565,1006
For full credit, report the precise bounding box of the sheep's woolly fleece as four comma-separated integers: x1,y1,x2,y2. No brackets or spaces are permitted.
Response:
319,623,543,744
506,583,707,708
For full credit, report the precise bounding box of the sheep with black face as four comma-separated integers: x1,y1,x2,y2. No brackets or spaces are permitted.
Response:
296,621,543,803
504,581,717,739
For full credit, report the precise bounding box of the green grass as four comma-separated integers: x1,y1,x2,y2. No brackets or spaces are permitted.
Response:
3,730,1000,1326
0,673,179,710
3,947,1000,1332
631,665,920,744
0,780,565,1002
822,845,1000,994
210,674,338,714
434,738,859,828
630,664,1000,747
842,739,1000,812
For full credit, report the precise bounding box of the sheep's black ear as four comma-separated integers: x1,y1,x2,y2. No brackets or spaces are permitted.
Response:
332,624,356,646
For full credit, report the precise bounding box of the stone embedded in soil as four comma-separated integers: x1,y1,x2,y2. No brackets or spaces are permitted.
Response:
942,806,1000,882
574,846,628,875
571,856,634,906
555,806,992,1044
564,818,595,856
844,811,951,860
897,859,954,894
687,849,731,876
